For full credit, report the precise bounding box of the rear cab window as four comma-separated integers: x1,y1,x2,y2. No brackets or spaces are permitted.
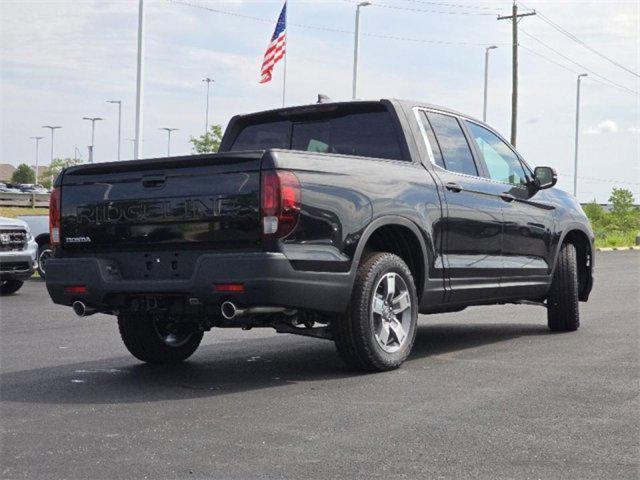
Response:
226,103,407,161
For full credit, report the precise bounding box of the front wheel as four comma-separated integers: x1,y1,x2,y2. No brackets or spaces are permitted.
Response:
0,280,24,295
547,243,580,332
37,242,52,278
333,252,418,372
118,315,204,364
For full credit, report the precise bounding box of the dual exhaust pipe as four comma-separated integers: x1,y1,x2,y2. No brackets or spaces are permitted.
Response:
72,299,288,320
72,301,97,317
220,301,293,320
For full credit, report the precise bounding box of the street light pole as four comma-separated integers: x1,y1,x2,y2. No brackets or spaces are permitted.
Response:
29,136,44,184
107,100,122,161
483,45,497,122
573,73,588,198
42,125,61,186
159,128,179,156
202,77,214,135
134,0,145,160
83,117,103,163
352,1,371,100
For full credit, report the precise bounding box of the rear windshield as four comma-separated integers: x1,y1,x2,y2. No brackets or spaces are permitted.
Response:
228,108,405,161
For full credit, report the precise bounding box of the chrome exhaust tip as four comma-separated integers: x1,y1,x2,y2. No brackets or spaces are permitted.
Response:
221,301,241,320
72,301,96,317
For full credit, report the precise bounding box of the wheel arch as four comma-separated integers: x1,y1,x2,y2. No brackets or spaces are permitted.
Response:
351,216,430,302
555,225,594,301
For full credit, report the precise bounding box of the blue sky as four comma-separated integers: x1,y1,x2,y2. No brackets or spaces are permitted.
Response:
1,0,638,202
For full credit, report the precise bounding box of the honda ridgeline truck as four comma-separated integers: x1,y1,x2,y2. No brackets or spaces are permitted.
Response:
45,100,594,371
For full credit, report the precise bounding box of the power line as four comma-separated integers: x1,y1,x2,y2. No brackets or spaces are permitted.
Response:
557,173,640,187
171,0,503,46
520,29,639,96
342,0,496,16
398,0,498,11
519,0,640,78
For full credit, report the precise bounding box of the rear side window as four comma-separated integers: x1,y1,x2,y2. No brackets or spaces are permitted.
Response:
230,110,404,161
426,112,478,177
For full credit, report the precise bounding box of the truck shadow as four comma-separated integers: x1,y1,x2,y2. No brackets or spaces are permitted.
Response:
1,322,549,405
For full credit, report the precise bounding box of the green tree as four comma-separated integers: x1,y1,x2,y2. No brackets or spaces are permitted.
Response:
40,157,84,188
11,163,35,184
608,188,639,233
583,200,607,227
189,125,223,154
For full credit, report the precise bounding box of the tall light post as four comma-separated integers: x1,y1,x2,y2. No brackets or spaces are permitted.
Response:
29,136,44,184
134,0,145,159
83,117,103,163
42,125,61,186
202,77,214,135
107,100,122,161
352,1,371,100
483,45,497,122
159,128,179,156
573,73,588,198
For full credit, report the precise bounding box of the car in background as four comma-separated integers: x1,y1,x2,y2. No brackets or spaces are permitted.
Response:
18,184,49,194
0,182,22,193
0,216,38,294
18,214,50,278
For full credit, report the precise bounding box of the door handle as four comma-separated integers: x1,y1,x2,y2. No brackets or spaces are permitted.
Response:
142,176,166,189
500,193,516,202
446,182,463,193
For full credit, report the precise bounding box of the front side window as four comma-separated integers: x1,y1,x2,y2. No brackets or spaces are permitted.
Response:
426,112,478,176
465,121,529,186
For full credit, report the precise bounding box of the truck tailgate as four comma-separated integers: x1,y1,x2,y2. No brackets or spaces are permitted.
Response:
59,152,263,253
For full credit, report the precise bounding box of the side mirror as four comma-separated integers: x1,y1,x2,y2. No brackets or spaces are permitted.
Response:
533,166,557,190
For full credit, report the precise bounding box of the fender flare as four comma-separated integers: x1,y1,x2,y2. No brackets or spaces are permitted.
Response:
35,233,50,246
349,215,430,283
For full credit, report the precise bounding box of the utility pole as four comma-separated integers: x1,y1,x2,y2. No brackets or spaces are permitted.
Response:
352,1,372,100
107,100,122,160
134,0,145,159
483,45,497,122
29,136,44,184
573,73,588,198
159,128,179,156
202,77,214,135
83,117,103,163
498,2,535,147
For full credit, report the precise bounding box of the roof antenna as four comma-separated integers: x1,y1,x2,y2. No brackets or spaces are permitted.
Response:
317,94,331,104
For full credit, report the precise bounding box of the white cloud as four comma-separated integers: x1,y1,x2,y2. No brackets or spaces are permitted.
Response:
585,119,619,134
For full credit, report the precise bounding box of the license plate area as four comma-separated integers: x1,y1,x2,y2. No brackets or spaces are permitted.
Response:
115,251,200,280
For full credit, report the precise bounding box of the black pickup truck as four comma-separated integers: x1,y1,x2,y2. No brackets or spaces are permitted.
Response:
46,99,594,371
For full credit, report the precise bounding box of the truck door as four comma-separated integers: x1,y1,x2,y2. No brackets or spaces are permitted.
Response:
417,110,505,303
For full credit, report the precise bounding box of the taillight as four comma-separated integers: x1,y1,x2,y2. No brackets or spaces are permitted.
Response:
49,186,61,246
261,170,301,238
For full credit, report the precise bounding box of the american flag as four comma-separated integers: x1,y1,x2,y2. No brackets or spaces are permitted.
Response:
259,2,287,84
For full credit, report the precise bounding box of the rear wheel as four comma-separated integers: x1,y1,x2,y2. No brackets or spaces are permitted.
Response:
0,280,24,295
333,252,418,372
118,315,204,364
547,243,580,332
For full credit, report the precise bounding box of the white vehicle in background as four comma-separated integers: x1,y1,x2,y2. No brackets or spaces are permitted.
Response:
0,217,38,295
18,214,50,278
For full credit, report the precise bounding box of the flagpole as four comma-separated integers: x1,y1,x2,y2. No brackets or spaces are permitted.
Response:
282,1,288,107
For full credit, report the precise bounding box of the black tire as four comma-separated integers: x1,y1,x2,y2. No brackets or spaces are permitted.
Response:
118,315,204,364
333,252,418,372
37,242,52,279
0,280,24,295
547,243,580,332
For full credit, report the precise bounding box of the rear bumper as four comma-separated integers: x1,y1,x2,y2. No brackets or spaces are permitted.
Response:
45,252,352,313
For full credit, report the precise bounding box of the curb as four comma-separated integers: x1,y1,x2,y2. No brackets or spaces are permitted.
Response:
596,246,640,252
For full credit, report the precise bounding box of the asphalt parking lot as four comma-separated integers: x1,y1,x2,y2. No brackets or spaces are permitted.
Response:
1,251,639,480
